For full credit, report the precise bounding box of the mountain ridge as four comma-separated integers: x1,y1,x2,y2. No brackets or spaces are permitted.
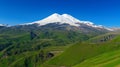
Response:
0,13,114,31
24,13,107,29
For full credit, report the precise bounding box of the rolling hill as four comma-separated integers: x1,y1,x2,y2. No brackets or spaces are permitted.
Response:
43,32,120,67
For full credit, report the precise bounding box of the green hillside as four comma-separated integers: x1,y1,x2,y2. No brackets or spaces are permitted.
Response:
73,49,120,67
44,33,120,67
0,26,94,67
0,25,118,67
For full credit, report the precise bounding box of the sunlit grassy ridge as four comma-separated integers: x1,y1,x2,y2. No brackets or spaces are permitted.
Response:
73,49,120,67
44,33,120,67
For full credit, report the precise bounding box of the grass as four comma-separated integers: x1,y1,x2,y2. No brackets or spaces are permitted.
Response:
1,31,120,67
73,49,120,67
43,33,120,67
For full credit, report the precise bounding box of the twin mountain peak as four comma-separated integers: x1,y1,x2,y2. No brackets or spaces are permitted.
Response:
0,13,113,31
26,13,103,28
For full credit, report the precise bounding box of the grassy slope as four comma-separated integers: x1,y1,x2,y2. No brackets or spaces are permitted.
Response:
0,30,119,67
73,49,120,67
44,33,120,67
0,32,73,67
0,28,93,67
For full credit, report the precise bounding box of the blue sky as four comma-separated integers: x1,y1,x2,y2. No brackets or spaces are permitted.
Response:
0,0,120,27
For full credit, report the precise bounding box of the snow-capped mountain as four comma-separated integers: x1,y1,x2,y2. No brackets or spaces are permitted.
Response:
0,24,6,26
0,24,4,26
25,13,103,28
0,13,110,37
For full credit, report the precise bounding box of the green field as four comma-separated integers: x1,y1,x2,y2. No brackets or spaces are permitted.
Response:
0,26,120,67
42,33,120,67
74,49,120,67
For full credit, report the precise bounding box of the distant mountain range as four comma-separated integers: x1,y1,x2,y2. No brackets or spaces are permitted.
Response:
0,24,6,26
0,13,113,31
24,13,111,30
